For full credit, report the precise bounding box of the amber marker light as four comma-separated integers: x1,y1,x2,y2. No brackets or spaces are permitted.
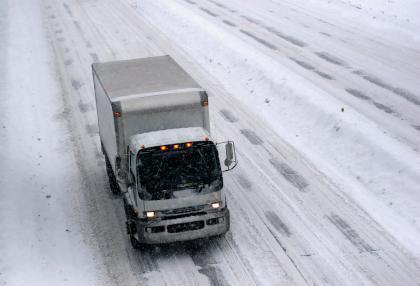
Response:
173,144,179,150
160,145,168,151
185,142,193,148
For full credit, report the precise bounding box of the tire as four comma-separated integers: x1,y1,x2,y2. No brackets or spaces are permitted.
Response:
104,154,120,195
209,231,227,241
123,200,136,220
130,233,144,250
127,221,145,250
124,201,145,250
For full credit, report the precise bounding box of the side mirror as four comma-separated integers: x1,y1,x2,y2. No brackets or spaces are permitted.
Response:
217,141,238,171
225,142,234,167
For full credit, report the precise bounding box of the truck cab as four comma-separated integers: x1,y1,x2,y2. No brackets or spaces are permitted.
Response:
125,127,235,246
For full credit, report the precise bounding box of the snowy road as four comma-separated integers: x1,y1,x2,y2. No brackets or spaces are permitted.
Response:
1,0,420,285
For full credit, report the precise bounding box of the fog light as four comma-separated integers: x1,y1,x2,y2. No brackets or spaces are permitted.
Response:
145,211,155,218
211,202,220,209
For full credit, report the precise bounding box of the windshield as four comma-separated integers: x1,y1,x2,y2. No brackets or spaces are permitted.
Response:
137,142,222,200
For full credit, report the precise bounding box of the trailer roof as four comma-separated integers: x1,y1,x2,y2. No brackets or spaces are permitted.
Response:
92,55,203,99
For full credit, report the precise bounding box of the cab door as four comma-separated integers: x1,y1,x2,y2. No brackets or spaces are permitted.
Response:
129,149,145,215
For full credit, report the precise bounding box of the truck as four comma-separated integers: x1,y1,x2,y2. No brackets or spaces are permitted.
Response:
92,55,237,248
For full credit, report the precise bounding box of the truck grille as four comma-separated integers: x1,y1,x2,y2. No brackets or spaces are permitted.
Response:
167,221,204,233
161,205,206,215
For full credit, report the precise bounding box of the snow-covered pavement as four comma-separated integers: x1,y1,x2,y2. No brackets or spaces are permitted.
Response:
1,0,420,285
0,0,109,284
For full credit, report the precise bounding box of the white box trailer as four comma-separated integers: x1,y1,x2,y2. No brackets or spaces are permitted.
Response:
93,55,237,247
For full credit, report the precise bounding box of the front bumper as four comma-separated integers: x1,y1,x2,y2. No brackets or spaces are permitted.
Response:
135,208,230,244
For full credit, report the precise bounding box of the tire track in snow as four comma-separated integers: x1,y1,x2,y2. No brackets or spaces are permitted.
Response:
239,29,277,50
372,101,395,114
314,70,334,80
186,242,230,286
200,7,219,17
240,129,264,145
289,57,334,80
203,0,309,48
71,79,83,90
63,3,74,17
235,174,252,191
264,26,308,47
73,20,92,48
206,0,237,13
264,226,309,284
315,51,348,67
89,52,99,62
353,70,420,106
222,20,236,27
269,158,309,191
64,59,73,65
78,101,93,113
265,211,291,236
327,214,376,253
289,57,315,70
345,89,397,115
219,109,239,123
345,88,371,101
240,15,260,25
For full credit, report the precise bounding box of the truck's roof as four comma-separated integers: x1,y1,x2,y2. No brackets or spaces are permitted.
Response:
129,127,212,154
92,55,203,99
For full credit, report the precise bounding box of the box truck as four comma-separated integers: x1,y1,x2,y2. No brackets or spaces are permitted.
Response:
92,55,237,248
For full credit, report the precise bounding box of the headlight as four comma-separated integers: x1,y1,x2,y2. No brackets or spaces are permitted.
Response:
145,211,155,218
211,202,220,209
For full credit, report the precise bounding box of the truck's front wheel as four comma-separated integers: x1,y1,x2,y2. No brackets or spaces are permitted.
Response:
124,201,144,250
127,221,144,250
130,233,143,250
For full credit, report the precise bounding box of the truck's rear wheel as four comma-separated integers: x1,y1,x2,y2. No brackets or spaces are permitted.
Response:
104,154,120,195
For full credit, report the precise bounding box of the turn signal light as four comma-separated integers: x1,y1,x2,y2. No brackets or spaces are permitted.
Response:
160,146,168,151
185,142,193,148
173,144,179,150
